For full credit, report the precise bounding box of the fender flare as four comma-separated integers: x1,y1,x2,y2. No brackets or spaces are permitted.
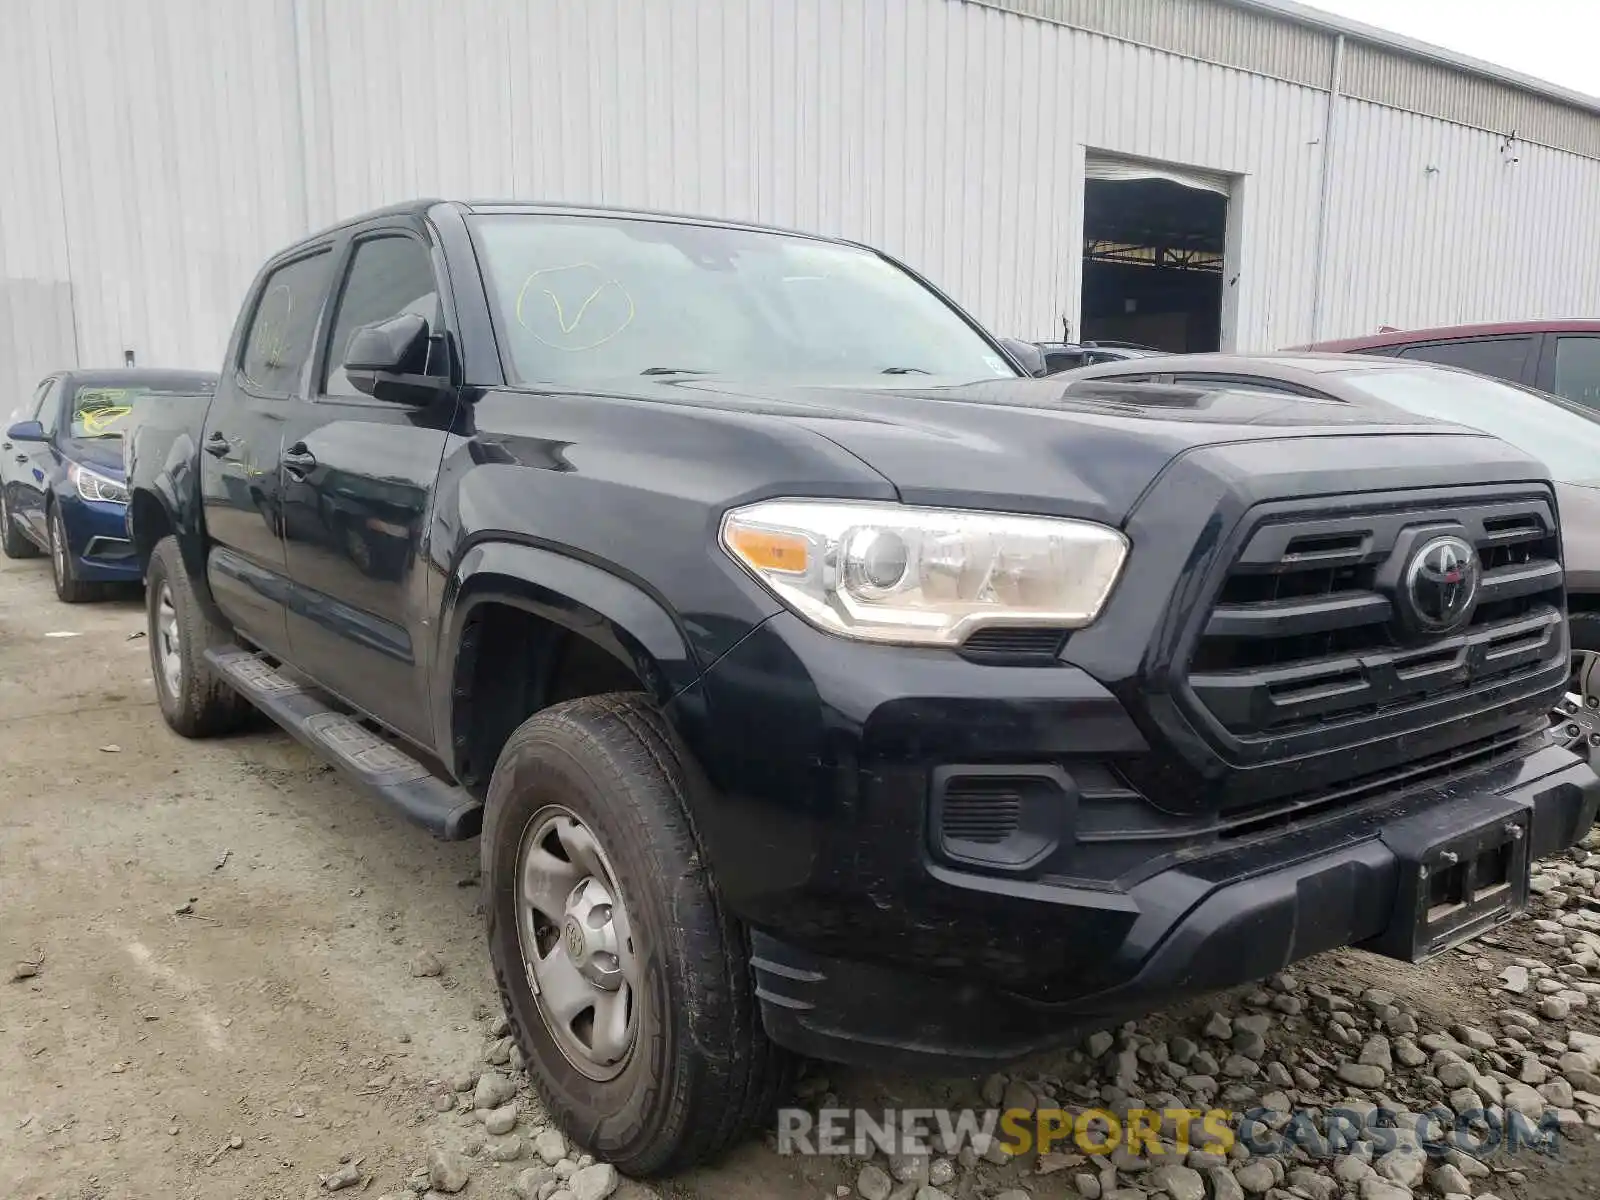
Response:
434,539,699,766
126,432,226,621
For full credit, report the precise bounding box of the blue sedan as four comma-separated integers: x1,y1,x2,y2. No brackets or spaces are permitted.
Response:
2,368,217,602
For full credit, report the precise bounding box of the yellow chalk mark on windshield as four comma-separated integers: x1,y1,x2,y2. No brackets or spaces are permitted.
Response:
77,405,134,434
515,263,635,352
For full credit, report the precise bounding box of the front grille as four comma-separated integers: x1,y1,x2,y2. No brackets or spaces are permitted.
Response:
1053,727,1538,887
1184,491,1564,749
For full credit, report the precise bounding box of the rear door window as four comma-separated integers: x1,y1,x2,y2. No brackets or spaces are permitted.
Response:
1552,336,1600,410
239,251,334,396
1393,336,1534,385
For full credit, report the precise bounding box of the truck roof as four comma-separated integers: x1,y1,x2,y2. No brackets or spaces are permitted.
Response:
302,198,853,249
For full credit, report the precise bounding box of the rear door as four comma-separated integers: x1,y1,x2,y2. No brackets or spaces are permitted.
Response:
21,377,66,541
1391,335,1536,387
278,221,460,745
202,246,336,658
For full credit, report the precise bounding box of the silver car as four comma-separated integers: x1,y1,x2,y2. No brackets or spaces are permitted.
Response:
1056,351,1600,755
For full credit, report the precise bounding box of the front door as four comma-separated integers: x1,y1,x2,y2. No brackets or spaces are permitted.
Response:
201,248,335,657
279,227,460,745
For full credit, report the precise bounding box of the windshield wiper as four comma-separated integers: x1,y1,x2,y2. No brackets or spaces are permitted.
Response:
881,367,931,375
639,367,713,376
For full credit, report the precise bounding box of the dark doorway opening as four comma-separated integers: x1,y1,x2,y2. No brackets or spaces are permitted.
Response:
1081,176,1227,353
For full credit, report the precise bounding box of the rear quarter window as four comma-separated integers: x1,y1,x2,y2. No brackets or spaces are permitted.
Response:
1553,336,1600,410
1393,336,1533,384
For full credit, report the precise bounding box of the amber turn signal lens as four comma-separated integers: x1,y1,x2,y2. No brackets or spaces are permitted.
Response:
727,525,810,574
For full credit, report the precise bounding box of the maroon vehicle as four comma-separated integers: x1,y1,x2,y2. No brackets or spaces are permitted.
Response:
1299,320,1600,412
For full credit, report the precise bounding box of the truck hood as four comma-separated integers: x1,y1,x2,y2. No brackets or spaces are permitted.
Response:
661,375,1481,525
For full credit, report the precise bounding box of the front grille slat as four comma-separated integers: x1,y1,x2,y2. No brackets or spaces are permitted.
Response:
1205,591,1391,639
1184,492,1565,748
1477,559,1564,604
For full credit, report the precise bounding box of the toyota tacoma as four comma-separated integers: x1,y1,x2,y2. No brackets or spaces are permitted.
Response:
125,199,1600,1175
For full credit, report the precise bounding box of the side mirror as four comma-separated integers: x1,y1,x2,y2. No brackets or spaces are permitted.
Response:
343,313,451,405
997,338,1050,378
5,419,46,442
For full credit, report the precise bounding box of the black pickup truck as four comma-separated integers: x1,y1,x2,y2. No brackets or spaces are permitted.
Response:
126,199,1600,1175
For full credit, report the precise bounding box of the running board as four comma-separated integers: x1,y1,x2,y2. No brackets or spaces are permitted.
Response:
206,648,482,840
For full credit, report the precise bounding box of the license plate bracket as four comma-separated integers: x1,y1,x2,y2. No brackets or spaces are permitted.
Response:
1365,801,1531,963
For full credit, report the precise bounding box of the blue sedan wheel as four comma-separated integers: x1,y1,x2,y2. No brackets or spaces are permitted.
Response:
48,504,95,603
0,490,39,559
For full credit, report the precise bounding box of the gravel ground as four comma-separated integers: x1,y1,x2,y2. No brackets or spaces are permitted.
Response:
4,550,1600,1200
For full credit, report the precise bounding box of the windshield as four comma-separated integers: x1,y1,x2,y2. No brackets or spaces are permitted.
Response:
469,214,1019,387
66,385,202,440
1332,366,1600,486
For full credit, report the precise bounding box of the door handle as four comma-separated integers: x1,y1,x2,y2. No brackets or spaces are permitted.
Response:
281,445,317,476
13,454,26,464
204,432,232,459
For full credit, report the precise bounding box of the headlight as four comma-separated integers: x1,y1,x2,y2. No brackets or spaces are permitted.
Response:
68,462,129,505
719,499,1128,645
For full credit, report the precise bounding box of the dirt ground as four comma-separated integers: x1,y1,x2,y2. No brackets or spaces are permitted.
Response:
2,549,1599,1200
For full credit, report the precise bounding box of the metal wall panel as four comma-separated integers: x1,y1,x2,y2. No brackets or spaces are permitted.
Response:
1,0,1598,406
1317,97,1600,339
1343,41,1600,161
0,1,78,409
974,0,1333,89
0,0,308,404
983,0,1600,161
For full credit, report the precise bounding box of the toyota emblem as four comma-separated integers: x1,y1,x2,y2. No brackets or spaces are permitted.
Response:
1403,534,1479,633
563,917,587,963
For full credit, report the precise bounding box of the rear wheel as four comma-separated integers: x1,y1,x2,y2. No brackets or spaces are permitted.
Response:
0,491,38,559
146,535,252,737
482,693,791,1176
47,503,96,603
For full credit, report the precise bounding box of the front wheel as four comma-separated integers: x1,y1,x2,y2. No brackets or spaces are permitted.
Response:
0,491,39,559
145,536,252,737
482,693,791,1176
48,503,95,603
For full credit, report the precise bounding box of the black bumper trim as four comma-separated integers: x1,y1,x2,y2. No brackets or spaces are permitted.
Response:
750,750,1599,1073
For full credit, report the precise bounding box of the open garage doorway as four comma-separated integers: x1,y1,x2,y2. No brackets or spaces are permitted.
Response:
1080,155,1230,353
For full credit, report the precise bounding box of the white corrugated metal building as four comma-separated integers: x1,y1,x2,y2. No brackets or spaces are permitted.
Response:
3,0,1599,404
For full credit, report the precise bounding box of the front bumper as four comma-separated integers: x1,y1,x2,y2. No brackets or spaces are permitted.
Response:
668,611,1599,1073
60,495,138,580
747,745,1596,1072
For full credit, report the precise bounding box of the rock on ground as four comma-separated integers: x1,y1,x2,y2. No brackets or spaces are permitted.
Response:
568,1162,619,1200
857,1164,892,1200
428,1149,470,1194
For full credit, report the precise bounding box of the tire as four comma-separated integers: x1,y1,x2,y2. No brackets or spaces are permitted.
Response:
0,490,39,559
146,535,253,737
47,502,96,603
482,693,791,1176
